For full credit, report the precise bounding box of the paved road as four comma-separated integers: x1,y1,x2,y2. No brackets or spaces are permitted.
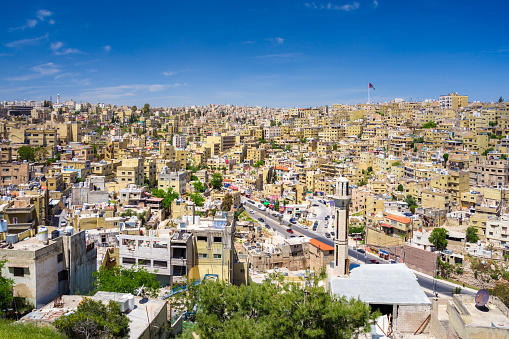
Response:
243,198,475,298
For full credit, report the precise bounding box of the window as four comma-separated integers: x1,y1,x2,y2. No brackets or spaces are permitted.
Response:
198,253,208,259
153,260,168,268
214,254,222,259
13,267,26,277
197,236,207,242
58,270,68,282
57,253,64,262
213,237,222,243
122,257,136,264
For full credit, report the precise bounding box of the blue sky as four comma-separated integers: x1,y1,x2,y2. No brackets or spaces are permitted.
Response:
1,0,508,107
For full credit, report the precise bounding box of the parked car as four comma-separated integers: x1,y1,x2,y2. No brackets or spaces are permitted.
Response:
286,228,294,234
330,231,335,237
60,220,67,226
324,215,329,220
357,248,365,254
370,259,379,264
249,210,254,214
389,259,396,264
312,226,317,231
289,219,296,224
325,232,331,238
265,224,270,229
258,217,264,222
312,204,319,207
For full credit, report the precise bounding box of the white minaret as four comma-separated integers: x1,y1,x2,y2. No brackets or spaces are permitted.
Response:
330,177,351,277
57,94,60,104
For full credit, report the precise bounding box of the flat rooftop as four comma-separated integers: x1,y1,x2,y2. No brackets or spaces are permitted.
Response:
330,263,431,306
458,296,509,328
21,292,167,339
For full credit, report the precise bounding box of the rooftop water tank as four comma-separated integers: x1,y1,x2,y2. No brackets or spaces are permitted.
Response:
6,234,18,245
38,227,49,242
0,219,7,233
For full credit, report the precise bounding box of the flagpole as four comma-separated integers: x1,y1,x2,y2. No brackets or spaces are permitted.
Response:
368,83,370,105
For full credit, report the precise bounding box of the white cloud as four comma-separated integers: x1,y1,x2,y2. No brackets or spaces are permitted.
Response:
55,48,80,55
266,37,285,46
103,45,111,52
241,40,256,44
4,34,48,48
252,53,300,59
51,41,63,51
6,62,60,81
50,41,81,55
31,62,60,76
9,19,38,31
305,2,360,11
49,19,55,25
80,84,181,101
9,9,53,31
36,9,53,21
373,0,379,8
162,69,190,76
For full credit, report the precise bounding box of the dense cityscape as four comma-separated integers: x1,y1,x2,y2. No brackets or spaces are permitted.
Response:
0,94,507,338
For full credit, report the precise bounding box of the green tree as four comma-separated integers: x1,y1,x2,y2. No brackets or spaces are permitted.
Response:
489,283,509,308
391,161,402,167
142,103,150,115
92,265,160,297
442,153,449,166
284,145,291,152
429,228,448,251
193,181,206,193
54,298,130,339
0,260,13,314
221,193,234,211
151,187,179,210
482,147,494,156
17,146,35,162
253,160,264,168
210,172,223,190
190,192,205,207
466,226,479,243
177,274,375,339
421,121,437,129
270,120,276,126
397,184,404,192
499,96,504,103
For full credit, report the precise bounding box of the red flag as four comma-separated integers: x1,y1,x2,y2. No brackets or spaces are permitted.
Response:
369,83,375,90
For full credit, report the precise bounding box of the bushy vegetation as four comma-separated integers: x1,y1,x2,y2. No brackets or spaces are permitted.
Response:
0,319,67,339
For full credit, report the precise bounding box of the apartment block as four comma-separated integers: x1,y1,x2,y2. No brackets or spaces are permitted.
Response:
0,162,32,187
0,230,96,308
158,168,186,194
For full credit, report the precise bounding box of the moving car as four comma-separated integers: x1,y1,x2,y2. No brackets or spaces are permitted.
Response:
325,232,331,238
289,218,296,224
258,217,264,222
357,248,365,254
249,210,254,214
312,204,319,207
370,259,380,264
286,228,294,234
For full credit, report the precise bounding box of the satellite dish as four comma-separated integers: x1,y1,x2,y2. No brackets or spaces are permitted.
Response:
475,289,489,307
